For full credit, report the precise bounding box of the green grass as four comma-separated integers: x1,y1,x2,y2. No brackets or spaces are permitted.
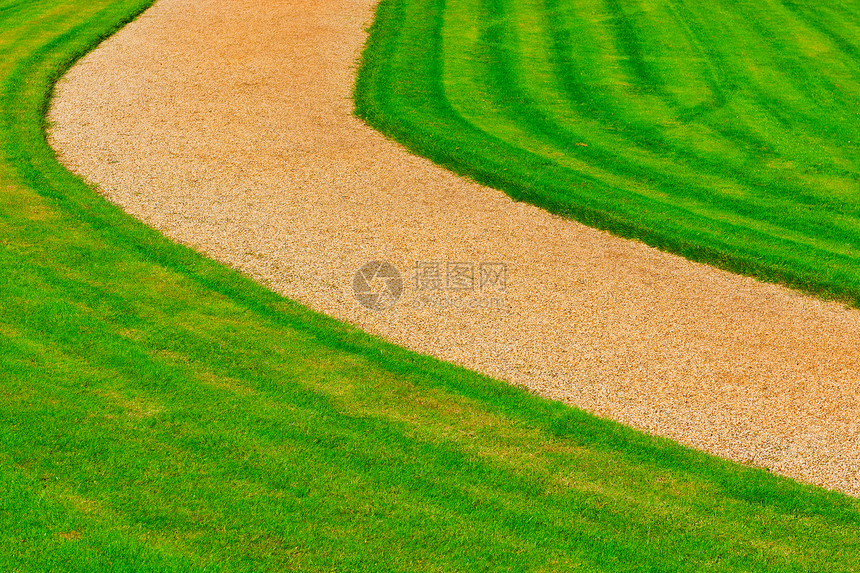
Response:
0,0,859,570
355,0,860,305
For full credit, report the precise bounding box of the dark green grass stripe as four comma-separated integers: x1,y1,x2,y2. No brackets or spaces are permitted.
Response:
599,0,665,91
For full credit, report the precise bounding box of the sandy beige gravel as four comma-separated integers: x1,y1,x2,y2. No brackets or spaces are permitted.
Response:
48,0,860,494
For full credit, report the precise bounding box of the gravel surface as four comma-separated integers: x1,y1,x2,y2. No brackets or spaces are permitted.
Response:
48,0,860,495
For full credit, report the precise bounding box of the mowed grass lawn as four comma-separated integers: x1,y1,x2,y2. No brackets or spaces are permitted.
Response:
0,0,859,571
356,0,860,305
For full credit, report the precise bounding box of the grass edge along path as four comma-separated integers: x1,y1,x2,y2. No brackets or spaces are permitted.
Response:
0,0,859,570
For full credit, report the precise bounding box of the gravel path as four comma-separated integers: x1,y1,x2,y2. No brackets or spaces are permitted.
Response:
49,0,860,495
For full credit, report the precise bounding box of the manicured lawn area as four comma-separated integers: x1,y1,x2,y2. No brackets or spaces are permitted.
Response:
0,0,858,570
356,0,860,305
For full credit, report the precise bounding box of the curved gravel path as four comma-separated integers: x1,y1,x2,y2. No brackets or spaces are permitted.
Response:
49,0,860,495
